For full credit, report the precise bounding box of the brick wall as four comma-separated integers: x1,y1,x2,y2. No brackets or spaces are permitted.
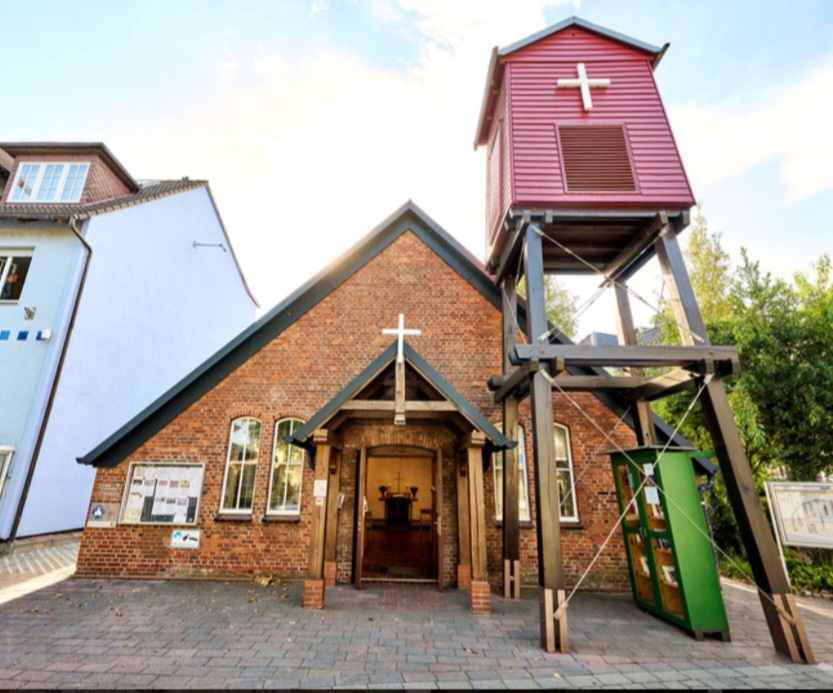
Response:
77,229,634,591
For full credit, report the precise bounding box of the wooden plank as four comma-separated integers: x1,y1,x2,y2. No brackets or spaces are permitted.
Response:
435,447,444,592
394,358,406,425
502,274,521,600
355,447,367,589
602,212,668,284
324,448,341,568
614,281,657,446
620,369,698,402
655,229,815,664
340,400,457,412
514,343,739,369
491,362,533,403
306,430,330,580
525,224,566,653
466,432,488,582
456,450,472,578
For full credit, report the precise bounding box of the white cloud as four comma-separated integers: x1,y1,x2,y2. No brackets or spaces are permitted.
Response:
670,56,833,202
113,1,577,314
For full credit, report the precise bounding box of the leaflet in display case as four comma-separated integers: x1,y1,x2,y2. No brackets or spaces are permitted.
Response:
609,446,730,641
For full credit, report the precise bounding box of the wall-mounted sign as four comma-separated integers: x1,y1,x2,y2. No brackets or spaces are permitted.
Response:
120,463,205,525
87,502,120,528
767,482,833,549
171,529,201,549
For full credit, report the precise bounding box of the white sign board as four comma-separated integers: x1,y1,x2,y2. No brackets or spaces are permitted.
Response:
767,482,833,549
171,529,201,549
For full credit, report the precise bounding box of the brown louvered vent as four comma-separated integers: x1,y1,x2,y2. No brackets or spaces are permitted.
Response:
558,124,637,193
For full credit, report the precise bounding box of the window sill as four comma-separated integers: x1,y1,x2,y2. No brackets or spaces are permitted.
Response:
213,513,253,522
261,514,301,523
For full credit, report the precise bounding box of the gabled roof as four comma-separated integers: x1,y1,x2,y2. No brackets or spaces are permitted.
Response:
474,16,669,147
288,340,514,461
77,199,709,474
78,201,500,469
0,179,206,221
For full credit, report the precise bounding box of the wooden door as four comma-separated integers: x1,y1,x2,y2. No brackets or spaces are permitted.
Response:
355,447,367,589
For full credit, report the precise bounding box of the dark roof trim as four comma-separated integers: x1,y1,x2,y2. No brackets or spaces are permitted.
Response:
78,200,501,469
0,179,207,221
76,197,701,472
287,340,514,459
499,16,662,59
475,16,665,147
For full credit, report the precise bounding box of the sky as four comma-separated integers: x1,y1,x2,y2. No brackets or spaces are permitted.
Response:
4,0,833,338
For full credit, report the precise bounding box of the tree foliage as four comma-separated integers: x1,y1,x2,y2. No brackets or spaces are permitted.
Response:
653,210,833,483
517,275,579,341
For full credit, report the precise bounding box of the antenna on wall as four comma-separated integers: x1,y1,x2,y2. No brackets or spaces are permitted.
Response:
192,241,227,253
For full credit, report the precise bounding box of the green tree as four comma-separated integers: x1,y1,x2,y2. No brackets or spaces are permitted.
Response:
517,275,579,341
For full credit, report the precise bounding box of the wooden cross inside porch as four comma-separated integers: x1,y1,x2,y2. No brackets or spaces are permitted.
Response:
382,314,421,425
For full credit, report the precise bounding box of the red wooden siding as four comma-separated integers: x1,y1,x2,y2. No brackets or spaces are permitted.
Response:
484,24,695,245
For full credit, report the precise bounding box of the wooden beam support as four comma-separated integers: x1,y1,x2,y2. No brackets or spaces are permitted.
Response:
514,343,739,371
501,275,521,599
655,229,815,664
464,432,489,584
340,400,457,412
489,361,533,403
602,212,668,285
524,224,567,653
323,447,341,586
307,429,331,581
620,368,698,402
614,280,657,446
456,450,472,589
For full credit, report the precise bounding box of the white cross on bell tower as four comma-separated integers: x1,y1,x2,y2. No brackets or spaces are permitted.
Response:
557,62,611,111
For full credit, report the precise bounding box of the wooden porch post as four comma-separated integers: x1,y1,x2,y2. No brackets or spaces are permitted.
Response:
323,447,341,586
655,229,814,664
502,275,522,599
524,224,567,653
465,431,490,613
456,450,472,590
304,429,331,609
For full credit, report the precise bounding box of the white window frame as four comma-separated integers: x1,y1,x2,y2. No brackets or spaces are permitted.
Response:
493,423,531,522
0,446,14,503
267,418,306,516
555,423,579,522
0,249,34,303
9,161,90,203
219,417,261,514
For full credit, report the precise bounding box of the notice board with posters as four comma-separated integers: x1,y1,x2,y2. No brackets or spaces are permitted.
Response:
119,463,204,525
766,481,833,549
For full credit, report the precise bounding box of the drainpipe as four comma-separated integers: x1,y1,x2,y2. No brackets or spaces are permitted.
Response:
5,215,92,552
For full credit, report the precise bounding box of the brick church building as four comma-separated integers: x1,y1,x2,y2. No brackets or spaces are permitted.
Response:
74,16,712,619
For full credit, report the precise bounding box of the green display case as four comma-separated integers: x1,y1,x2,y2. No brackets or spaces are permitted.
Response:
610,446,730,641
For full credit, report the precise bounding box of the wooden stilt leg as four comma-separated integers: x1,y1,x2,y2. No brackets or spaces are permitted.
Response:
656,229,815,664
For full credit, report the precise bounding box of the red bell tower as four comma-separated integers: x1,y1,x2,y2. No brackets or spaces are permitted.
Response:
476,17,813,663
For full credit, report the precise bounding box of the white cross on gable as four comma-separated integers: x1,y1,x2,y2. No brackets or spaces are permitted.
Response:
382,313,421,363
557,62,611,111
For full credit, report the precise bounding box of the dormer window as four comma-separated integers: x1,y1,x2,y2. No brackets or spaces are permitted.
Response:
10,162,89,202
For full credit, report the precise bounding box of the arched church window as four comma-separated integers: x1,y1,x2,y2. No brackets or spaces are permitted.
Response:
555,424,578,521
220,417,261,513
268,418,305,515
493,424,531,522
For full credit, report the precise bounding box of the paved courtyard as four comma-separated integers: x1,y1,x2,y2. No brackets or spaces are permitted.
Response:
0,537,832,689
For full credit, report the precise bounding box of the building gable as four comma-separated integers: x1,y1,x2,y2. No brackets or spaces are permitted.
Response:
78,201,504,469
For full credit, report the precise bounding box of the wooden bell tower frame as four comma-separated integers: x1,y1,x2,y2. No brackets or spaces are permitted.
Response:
490,212,815,663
